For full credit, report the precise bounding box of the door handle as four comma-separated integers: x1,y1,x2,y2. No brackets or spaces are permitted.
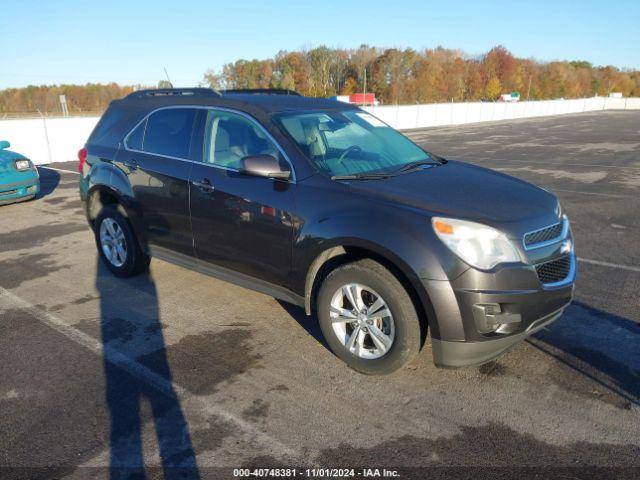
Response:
123,159,138,171
192,178,215,191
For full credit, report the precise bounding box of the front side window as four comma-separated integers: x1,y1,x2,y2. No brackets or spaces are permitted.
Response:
276,110,436,177
203,110,281,170
143,108,197,158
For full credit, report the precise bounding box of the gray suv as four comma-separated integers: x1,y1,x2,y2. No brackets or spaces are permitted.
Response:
80,88,575,374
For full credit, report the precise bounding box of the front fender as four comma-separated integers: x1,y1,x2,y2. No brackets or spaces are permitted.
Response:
292,205,468,340
294,208,463,290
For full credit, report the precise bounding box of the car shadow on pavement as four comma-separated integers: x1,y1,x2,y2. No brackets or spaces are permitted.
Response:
276,300,330,350
529,301,640,406
95,259,200,479
279,296,639,407
36,166,60,198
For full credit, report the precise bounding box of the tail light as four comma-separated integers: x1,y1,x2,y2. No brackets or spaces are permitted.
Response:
78,148,87,173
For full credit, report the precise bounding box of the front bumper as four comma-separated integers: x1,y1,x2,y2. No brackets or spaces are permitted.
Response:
423,253,575,368
0,176,40,205
432,307,565,368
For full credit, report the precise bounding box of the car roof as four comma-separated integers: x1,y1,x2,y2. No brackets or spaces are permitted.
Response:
219,92,354,113
119,88,357,115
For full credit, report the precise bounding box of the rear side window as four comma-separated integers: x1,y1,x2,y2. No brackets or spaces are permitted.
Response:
143,109,197,158
126,119,146,150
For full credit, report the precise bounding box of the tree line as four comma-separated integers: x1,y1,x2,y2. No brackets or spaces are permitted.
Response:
204,45,640,103
1,46,639,115
0,83,135,117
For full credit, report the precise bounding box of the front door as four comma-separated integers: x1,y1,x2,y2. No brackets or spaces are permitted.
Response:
189,109,295,287
117,107,198,256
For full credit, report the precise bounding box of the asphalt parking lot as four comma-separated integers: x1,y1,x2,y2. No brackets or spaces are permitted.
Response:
1,111,639,479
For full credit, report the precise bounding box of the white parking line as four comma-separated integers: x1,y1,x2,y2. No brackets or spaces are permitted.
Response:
39,166,80,175
578,257,640,273
0,286,302,463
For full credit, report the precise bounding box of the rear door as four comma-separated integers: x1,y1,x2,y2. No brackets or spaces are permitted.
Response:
117,107,198,257
189,108,296,287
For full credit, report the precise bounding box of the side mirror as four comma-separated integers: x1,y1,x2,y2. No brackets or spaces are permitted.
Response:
239,154,291,180
0,140,10,149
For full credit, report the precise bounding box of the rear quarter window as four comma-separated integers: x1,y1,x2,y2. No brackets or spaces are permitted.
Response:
143,109,197,158
126,119,146,151
89,106,125,145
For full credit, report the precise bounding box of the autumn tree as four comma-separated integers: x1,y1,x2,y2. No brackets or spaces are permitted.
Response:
349,45,379,93
370,48,417,104
484,46,521,93
0,83,136,116
485,76,502,100
3,46,640,114
307,46,334,97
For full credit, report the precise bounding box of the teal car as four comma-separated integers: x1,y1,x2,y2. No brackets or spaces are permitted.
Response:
0,140,40,205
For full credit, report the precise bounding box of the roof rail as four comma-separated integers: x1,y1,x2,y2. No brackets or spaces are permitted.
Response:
125,88,221,99
222,89,302,96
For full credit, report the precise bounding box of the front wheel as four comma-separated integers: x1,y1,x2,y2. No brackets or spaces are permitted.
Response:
94,205,150,277
317,259,423,375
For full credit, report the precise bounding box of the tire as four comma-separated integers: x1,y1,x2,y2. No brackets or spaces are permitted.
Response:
317,259,422,375
94,205,150,277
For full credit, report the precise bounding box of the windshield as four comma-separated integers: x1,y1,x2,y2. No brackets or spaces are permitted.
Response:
275,110,437,177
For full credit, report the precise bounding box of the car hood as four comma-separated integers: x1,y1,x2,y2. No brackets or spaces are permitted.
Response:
348,160,558,226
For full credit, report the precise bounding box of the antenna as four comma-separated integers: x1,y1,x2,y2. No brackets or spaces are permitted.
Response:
163,67,173,88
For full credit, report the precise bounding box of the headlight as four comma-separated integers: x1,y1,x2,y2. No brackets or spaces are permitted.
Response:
14,159,32,171
432,217,521,270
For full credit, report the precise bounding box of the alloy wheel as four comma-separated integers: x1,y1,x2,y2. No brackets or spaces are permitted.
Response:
329,283,395,359
99,218,127,268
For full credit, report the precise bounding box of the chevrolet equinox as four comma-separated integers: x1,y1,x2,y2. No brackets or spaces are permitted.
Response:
79,88,575,374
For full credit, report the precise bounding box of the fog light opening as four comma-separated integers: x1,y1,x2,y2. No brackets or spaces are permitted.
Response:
472,303,521,334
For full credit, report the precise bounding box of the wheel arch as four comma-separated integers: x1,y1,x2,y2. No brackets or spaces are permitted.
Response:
86,182,150,254
304,241,437,343
86,184,129,224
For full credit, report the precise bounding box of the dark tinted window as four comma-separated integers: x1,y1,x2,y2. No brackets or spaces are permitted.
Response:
144,109,196,158
126,119,146,150
89,106,125,145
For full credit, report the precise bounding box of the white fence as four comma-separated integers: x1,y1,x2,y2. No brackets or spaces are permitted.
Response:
1,97,639,165
364,96,640,130
0,116,100,165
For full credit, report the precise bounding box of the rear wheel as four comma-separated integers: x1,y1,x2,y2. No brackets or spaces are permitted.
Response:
94,205,149,277
317,259,422,375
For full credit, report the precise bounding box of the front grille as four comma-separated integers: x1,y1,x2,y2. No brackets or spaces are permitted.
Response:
535,255,572,284
524,221,563,247
0,189,18,197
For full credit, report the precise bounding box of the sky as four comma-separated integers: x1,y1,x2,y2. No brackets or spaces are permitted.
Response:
1,0,639,89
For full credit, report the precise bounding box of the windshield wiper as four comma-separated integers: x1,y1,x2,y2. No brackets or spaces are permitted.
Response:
331,159,442,181
392,159,438,174
331,172,391,181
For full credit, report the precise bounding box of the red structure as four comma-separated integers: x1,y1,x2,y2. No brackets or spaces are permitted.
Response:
349,93,376,105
